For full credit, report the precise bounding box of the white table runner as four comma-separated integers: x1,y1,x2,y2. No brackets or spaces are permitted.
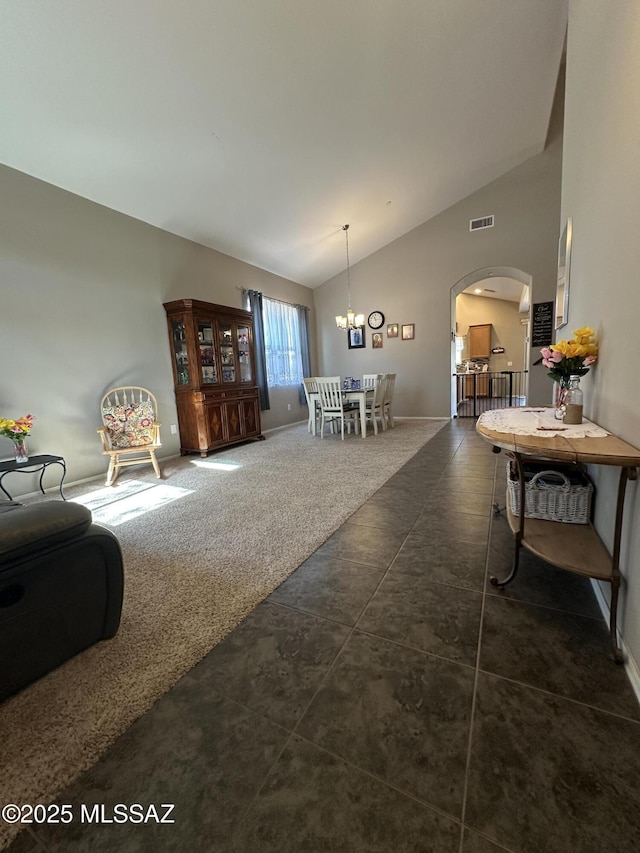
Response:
479,407,609,438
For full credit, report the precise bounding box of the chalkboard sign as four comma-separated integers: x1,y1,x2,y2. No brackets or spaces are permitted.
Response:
532,301,554,348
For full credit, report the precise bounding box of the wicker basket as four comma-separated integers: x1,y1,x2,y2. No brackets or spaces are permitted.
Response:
506,461,593,524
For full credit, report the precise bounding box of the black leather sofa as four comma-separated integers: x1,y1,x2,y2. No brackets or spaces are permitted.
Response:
0,500,124,702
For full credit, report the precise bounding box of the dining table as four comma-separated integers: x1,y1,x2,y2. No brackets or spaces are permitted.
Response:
308,383,374,438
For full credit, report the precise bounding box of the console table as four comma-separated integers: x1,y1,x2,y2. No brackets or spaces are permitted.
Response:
476,408,640,662
0,454,67,501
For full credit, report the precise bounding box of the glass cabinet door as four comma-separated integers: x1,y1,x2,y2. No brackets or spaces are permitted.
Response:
171,319,190,386
237,324,252,383
219,322,236,383
197,319,218,384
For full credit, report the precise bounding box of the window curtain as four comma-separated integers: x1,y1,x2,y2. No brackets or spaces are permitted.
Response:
296,304,312,405
245,289,270,411
262,298,303,386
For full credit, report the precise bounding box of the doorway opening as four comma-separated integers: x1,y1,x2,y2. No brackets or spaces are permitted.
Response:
450,266,532,418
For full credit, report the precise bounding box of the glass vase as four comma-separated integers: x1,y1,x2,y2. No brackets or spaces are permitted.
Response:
13,438,28,464
563,375,584,425
553,381,569,420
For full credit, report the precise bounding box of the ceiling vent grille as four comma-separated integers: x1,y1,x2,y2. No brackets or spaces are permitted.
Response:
470,215,494,232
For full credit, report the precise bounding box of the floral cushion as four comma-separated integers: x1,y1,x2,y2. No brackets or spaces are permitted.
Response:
102,401,156,449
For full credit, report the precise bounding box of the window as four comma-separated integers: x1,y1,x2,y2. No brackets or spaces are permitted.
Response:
263,297,303,387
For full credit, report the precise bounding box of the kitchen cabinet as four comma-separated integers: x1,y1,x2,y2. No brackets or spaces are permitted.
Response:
462,373,490,398
468,324,492,359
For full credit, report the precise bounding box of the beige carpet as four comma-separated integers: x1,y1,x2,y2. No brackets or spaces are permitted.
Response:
0,419,446,848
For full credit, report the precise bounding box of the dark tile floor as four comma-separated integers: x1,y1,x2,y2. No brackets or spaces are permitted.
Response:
8,419,640,853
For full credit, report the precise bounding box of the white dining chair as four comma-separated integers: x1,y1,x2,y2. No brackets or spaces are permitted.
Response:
302,377,321,435
363,374,386,434
315,376,359,440
382,373,396,428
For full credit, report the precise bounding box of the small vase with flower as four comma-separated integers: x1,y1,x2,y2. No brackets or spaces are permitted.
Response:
541,326,598,422
0,414,35,464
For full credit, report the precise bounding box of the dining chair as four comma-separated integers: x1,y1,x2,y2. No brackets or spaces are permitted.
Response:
382,373,396,428
315,376,360,440
302,377,321,435
363,374,386,434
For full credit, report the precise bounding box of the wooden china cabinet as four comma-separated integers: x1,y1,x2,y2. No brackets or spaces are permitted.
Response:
163,299,263,455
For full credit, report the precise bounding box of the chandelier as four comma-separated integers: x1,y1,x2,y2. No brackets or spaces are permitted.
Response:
335,224,365,331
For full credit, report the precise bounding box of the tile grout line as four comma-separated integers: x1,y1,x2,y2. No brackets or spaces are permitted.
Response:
478,668,640,725
482,586,608,622
457,431,499,853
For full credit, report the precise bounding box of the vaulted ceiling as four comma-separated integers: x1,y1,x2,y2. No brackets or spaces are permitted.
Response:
0,0,567,286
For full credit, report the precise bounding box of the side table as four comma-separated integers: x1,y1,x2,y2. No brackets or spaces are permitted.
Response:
0,454,67,501
476,408,640,663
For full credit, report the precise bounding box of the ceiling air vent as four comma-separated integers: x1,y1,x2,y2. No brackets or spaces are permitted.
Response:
470,215,494,232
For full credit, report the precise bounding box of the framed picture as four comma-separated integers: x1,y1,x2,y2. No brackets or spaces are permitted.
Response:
387,323,398,338
556,217,572,329
347,326,365,349
402,323,415,340
372,332,383,349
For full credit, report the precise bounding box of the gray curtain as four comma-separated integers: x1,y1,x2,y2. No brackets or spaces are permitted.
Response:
245,289,270,411
296,303,312,405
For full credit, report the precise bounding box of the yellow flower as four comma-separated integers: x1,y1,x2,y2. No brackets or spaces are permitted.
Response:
573,326,595,339
550,340,570,355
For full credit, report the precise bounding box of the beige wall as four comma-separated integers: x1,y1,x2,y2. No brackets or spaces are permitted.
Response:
313,126,562,417
456,293,526,372
0,165,316,492
562,1,640,666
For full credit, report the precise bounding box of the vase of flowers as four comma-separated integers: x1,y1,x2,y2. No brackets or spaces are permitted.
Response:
541,327,598,420
0,414,35,464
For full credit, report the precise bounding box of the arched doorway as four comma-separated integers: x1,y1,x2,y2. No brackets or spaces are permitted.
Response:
450,266,532,417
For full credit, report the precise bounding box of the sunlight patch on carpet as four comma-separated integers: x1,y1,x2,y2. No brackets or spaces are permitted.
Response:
74,483,193,526
189,458,243,471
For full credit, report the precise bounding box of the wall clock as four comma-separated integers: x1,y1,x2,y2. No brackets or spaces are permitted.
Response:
367,311,385,330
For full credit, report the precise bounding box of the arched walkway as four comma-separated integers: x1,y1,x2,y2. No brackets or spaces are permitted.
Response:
450,266,532,417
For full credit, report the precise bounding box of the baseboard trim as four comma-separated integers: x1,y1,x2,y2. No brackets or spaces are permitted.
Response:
591,579,640,708
263,420,307,434
11,453,184,502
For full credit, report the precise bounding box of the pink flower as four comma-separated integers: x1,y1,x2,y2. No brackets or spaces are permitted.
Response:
583,355,597,366
540,347,553,359
542,358,554,368
549,351,564,363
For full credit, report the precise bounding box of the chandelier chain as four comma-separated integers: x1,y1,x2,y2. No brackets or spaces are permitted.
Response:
343,224,351,310
335,223,363,331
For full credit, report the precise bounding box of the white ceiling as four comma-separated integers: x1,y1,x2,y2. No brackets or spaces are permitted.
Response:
462,276,524,303
0,0,567,287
